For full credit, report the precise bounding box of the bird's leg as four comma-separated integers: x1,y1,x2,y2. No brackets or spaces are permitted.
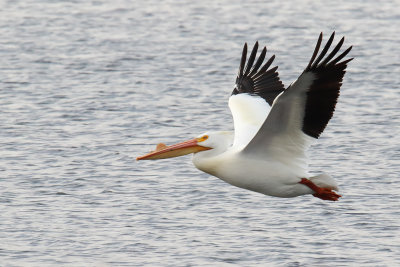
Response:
299,178,341,201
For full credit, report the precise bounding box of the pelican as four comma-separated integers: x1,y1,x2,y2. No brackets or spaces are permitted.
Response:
137,32,353,201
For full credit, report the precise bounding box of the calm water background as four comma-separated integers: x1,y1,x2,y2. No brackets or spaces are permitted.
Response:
1,0,399,266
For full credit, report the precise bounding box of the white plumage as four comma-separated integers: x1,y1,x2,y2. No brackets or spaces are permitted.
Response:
228,93,270,148
137,32,352,201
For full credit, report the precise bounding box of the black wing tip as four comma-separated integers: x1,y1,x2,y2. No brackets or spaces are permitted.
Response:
306,33,323,70
302,32,353,139
244,41,260,76
238,43,248,78
339,57,354,66
306,32,353,71
234,41,285,104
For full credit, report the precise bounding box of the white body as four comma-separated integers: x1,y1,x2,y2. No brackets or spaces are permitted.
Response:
191,74,339,198
193,148,314,197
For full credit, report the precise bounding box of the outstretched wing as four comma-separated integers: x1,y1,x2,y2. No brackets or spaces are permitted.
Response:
243,32,353,171
229,42,285,148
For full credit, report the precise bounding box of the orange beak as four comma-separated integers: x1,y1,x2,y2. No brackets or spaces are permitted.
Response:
136,138,211,160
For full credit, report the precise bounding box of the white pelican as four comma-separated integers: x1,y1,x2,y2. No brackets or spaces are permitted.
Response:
137,32,353,201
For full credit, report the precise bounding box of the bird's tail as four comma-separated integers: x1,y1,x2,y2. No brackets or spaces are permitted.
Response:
309,173,339,191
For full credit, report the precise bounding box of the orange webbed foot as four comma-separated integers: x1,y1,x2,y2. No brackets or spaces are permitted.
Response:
299,178,341,201
312,188,341,201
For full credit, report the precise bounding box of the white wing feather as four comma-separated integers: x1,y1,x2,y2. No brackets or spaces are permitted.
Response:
228,94,271,148
242,72,317,173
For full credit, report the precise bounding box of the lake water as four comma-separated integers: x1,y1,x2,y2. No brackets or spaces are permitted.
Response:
1,0,399,266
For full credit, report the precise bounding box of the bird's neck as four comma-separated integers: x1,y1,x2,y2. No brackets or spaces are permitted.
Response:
192,148,226,177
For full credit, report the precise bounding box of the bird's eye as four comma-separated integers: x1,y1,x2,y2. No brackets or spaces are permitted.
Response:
198,135,208,142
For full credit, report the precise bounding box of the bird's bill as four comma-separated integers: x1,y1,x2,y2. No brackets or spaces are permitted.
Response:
136,138,211,160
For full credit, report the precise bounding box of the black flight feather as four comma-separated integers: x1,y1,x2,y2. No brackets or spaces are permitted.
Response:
302,32,353,138
233,42,284,106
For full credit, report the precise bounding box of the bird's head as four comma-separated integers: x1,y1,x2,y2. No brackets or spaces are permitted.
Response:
136,131,233,161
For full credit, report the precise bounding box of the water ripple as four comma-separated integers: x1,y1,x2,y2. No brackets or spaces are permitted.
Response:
1,0,400,266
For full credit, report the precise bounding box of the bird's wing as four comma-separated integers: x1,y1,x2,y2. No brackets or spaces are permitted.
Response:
232,41,285,105
229,42,285,148
243,32,353,171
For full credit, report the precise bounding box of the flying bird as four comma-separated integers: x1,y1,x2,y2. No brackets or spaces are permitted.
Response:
137,32,353,201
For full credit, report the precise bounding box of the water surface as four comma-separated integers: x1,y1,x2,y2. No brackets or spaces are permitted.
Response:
1,0,399,266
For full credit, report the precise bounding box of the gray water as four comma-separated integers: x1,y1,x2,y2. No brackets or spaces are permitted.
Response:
1,0,399,266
